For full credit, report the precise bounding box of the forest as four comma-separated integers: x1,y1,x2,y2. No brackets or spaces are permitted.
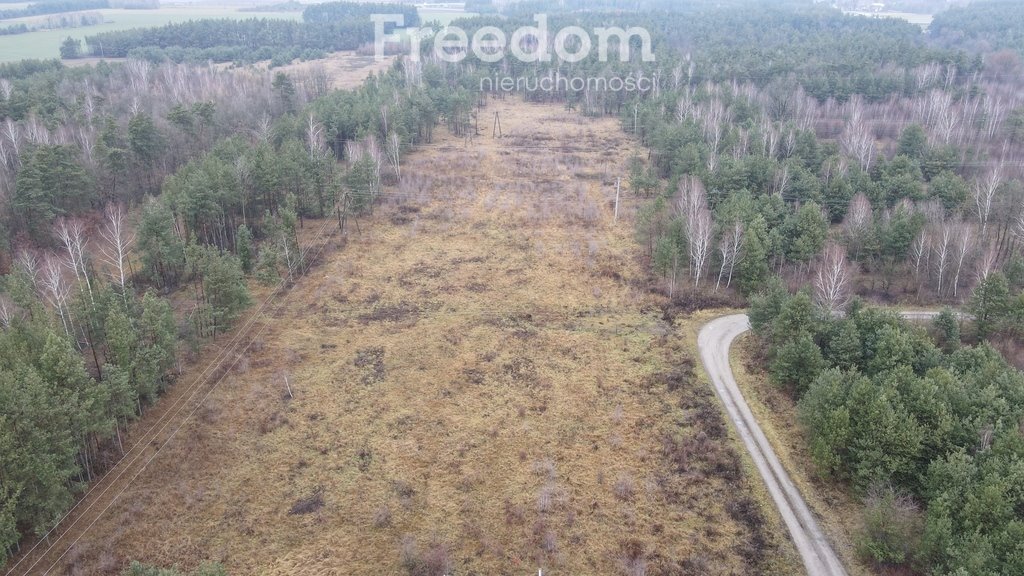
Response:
2,0,1024,573
750,289,1024,573
0,33,473,561
77,2,419,63
0,0,109,21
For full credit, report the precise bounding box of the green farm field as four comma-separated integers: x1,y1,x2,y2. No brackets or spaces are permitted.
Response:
0,7,301,62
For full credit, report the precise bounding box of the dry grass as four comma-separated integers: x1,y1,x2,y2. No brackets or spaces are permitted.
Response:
252,51,396,90
48,99,799,575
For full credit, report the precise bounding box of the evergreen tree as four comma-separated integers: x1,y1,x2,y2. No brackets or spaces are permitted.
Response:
969,272,1011,340
783,201,828,264
129,113,164,194
896,124,927,161
736,216,770,295
236,223,254,274
138,199,185,288
932,307,961,353
770,332,825,397
12,145,91,240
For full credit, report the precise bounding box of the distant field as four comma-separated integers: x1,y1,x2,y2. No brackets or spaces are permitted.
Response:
844,10,934,29
0,5,475,63
418,8,475,25
0,7,301,62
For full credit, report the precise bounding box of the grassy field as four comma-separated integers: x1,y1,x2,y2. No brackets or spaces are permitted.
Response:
0,7,301,62
19,99,800,575
0,5,475,63
843,10,934,29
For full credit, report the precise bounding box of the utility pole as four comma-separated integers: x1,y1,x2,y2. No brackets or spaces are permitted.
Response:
614,177,621,223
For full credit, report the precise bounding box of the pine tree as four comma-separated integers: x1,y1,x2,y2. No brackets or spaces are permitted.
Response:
799,368,855,479
770,331,825,397
968,272,1011,340
737,216,770,295
932,307,961,353
236,223,254,274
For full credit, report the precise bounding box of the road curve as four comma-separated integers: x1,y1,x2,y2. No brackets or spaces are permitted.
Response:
698,311,942,575
699,314,846,576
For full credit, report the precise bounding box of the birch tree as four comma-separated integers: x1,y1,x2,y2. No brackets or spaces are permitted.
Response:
716,221,743,290
0,294,13,329
972,168,1002,238
688,208,713,287
677,176,713,286
40,254,72,337
951,221,975,298
910,230,930,291
814,243,852,314
933,224,953,296
386,132,401,180
843,193,873,258
99,203,135,296
55,218,94,303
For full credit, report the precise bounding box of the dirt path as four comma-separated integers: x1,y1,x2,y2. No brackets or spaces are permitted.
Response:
697,310,942,576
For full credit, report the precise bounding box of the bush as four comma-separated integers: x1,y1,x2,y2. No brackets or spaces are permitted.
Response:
855,485,923,567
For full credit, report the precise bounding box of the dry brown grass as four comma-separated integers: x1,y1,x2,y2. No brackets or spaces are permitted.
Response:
47,99,799,575
247,51,396,90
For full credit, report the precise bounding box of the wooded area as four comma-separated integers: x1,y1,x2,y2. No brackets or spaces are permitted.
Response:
2,0,1024,573
77,2,418,63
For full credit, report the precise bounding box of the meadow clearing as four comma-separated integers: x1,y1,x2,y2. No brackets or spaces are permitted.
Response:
13,98,800,575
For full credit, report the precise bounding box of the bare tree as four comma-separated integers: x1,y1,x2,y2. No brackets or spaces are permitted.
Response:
55,217,94,302
0,133,9,170
977,243,998,282
933,224,953,296
15,249,39,289
125,58,151,95
1015,210,1024,247
716,221,743,290
99,204,135,295
306,113,325,160
688,208,713,287
698,98,728,171
843,193,872,258
972,167,1003,238
952,221,975,299
254,114,272,144
0,294,12,330
772,163,791,197
0,78,11,101
3,118,19,159
41,253,73,337
814,243,852,314
675,176,706,223
674,176,713,286
24,114,50,146
910,230,930,289
386,132,401,180
841,98,875,171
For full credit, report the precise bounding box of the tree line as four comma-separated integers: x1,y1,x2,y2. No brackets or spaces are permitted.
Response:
78,1,419,63
0,0,107,20
0,47,460,562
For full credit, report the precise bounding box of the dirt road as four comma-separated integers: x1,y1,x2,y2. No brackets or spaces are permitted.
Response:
698,310,943,575
698,314,847,576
